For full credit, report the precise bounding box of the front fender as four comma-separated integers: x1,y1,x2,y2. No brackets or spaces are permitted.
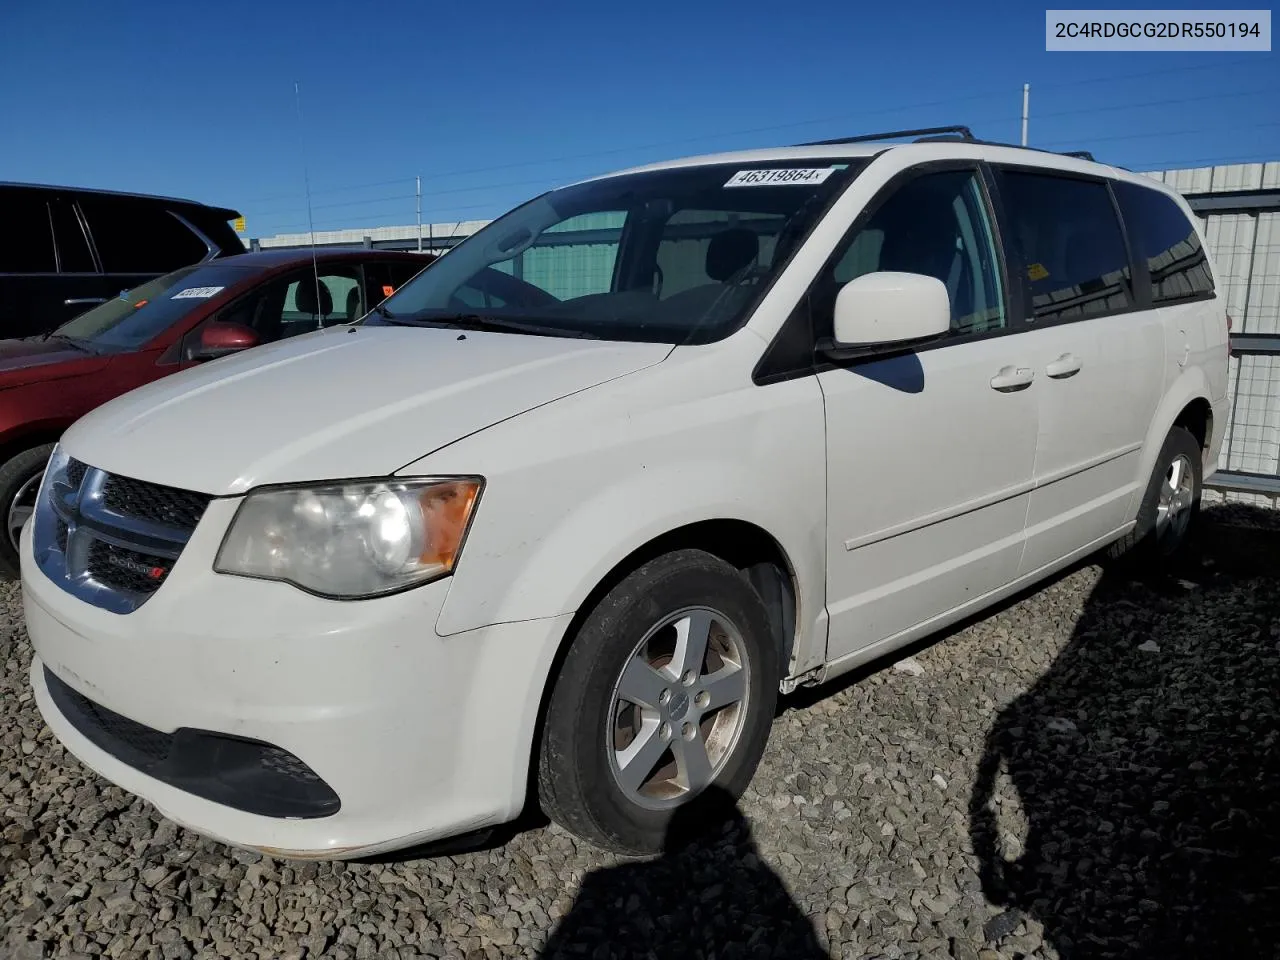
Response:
419,364,830,675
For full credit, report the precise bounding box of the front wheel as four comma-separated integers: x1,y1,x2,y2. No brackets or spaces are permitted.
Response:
537,549,779,854
0,443,56,580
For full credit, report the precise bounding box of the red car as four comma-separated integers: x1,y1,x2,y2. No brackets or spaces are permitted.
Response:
0,248,432,577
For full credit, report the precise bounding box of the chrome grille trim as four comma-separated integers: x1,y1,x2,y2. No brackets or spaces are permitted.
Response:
32,457,211,614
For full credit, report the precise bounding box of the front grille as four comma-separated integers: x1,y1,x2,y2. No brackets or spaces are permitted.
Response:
65,459,87,490
32,456,213,613
102,475,211,529
45,667,340,819
87,541,174,596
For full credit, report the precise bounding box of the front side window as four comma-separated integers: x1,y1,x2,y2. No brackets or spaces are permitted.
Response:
371,161,865,344
53,263,257,350
1113,181,1214,304
0,190,56,273
999,171,1133,323
219,266,365,343
816,168,1006,338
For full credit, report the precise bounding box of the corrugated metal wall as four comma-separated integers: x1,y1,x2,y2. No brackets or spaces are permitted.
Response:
1147,163,1280,504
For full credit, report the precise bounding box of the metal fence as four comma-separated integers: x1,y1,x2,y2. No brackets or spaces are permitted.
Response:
1154,164,1280,502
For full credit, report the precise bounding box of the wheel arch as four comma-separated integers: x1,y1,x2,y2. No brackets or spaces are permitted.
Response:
1132,369,1214,514
522,517,801,817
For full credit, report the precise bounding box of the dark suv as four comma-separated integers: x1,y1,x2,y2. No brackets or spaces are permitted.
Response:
0,182,245,339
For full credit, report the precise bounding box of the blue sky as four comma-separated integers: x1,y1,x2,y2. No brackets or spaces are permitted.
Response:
2,0,1276,239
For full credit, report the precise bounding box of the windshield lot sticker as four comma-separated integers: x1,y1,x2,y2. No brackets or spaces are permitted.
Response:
171,286,225,300
724,167,838,187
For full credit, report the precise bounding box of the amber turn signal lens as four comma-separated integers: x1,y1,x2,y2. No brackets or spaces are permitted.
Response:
419,480,481,570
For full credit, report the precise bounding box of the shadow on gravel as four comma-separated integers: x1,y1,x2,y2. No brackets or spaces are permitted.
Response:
971,511,1280,959
539,786,825,959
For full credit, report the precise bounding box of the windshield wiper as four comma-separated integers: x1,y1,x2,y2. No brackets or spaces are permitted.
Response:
40,332,95,352
386,312,600,340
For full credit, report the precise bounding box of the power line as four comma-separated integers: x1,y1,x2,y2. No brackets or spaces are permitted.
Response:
235,55,1269,209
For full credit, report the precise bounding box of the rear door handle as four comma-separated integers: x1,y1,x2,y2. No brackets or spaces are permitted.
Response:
1045,352,1083,379
64,297,106,306
990,365,1035,392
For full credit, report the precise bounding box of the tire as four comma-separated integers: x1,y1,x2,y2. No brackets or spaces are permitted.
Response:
0,443,56,581
537,548,779,855
1106,425,1202,571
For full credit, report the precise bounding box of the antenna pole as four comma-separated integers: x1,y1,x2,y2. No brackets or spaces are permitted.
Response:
1020,83,1030,146
293,80,323,330
416,175,423,253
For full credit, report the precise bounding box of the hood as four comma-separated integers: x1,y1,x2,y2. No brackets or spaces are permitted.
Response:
63,325,671,495
0,337,110,386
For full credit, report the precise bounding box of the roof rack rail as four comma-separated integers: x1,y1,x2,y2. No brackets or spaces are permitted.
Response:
1061,150,1096,161
797,125,975,146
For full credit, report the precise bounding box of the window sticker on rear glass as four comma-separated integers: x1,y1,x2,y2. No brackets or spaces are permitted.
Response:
724,167,839,187
171,286,225,300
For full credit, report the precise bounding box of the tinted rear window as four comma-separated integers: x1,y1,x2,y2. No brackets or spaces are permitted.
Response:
999,171,1134,323
79,198,210,274
1113,181,1214,304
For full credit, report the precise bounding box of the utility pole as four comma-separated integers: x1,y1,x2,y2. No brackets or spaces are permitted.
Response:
416,174,423,253
1021,83,1030,146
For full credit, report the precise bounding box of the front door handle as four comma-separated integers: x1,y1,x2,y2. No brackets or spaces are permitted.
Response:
1045,352,1083,379
64,297,106,306
990,365,1035,392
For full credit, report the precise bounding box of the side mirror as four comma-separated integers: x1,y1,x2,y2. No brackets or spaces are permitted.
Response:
816,271,951,362
191,322,260,362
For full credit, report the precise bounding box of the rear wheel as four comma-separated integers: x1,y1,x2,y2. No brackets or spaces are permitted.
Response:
1107,426,1202,570
0,443,56,581
537,549,779,854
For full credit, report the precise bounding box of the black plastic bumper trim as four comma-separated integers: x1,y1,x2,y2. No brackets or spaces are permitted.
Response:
44,666,340,820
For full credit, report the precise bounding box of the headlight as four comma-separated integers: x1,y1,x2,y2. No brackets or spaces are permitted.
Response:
214,477,482,599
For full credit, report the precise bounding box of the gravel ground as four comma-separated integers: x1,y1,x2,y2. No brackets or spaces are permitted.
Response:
3,506,1278,960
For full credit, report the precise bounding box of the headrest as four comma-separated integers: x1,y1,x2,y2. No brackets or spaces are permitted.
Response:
706,228,759,282
295,280,332,317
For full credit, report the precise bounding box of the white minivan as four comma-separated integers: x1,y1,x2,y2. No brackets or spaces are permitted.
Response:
22,132,1229,859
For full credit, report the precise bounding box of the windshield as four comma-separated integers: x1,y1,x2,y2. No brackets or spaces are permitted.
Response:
372,160,865,344
54,263,258,350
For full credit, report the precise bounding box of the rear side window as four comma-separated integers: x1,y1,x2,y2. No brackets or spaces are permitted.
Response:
0,190,56,273
1113,181,1214,304
79,198,210,274
999,171,1133,323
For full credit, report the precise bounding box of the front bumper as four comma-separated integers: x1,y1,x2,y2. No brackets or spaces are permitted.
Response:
22,499,572,859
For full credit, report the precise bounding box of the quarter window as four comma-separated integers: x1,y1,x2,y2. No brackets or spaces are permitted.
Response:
819,169,1006,338
1113,181,1214,304
79,198,210,274
999,171,1134,322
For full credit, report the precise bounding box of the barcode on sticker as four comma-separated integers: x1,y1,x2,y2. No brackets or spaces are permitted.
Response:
171,286,225,300
724,167,837,187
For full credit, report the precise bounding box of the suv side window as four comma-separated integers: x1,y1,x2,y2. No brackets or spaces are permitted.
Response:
1112,181,1214,304
78,198,210,274
997,171,1134,323
0,190,57,273
816,168,1006,339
